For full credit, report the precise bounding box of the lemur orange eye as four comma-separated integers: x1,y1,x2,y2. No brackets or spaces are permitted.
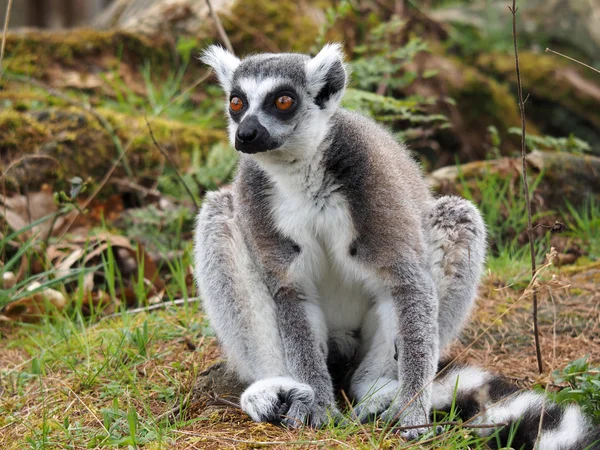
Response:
230,97,243,112
275,95,294,110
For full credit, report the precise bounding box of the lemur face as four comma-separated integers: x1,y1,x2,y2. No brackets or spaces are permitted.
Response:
201,44,348,155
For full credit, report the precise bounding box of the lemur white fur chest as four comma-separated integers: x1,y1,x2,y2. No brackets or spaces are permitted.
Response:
261,152,372,334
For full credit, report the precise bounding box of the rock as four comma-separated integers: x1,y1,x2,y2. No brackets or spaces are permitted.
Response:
475,51,600,153
429,150,600,208
404,53,523,166
1,28,192,82
93,0,321,54
188,361,246,416
93,0,235,38
525,150,600,205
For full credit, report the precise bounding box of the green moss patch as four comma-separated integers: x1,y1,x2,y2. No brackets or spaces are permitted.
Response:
0,104,225,194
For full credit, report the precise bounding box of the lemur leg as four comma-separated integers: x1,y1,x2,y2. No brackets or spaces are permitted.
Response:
349,196,486,436
194,190,316,425
425,196,486,352
349,302,399,422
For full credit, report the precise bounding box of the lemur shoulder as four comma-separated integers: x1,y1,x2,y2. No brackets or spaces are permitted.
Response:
194,44,600,448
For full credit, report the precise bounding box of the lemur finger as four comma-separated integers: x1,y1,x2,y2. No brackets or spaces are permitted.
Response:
281,400,310,429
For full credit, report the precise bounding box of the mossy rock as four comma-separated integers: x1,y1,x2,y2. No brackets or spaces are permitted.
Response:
475,51,600,153
1,29,189,81
404,52,523,166
220,0,321,54
429,150,600,208
0,105,225,194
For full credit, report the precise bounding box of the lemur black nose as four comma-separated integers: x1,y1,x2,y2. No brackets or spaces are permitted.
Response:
236,116,260,143
234,115,279,154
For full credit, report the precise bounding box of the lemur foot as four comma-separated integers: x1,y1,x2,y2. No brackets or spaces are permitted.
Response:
240,377,315,424
240,377,340,428
281,401,342,429
380,401,436,440
352,378,400,423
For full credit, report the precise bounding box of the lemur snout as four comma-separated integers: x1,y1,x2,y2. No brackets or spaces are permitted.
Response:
237,116,260,142
235,115,279,154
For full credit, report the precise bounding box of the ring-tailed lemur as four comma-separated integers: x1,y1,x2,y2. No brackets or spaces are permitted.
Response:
193,44,600,448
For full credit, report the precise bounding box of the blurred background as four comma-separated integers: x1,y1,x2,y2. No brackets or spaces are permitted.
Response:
1,0,111,28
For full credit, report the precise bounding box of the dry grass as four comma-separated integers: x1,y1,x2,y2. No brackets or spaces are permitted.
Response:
1,260,598,449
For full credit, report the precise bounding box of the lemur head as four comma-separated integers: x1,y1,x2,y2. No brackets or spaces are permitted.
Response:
201,44,348,157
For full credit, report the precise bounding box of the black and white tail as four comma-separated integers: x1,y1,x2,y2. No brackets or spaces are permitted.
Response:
432,363,600,450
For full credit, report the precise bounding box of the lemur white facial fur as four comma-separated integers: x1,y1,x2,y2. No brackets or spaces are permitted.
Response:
194,45,600,447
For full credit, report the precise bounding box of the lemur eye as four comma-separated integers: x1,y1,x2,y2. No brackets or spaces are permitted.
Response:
275,95,294,110
230,97,244,112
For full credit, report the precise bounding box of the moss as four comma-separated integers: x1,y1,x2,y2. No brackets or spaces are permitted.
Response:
561,260,600,275
0,105,225,194
476,51,600,148
2,29,202,81
221,0,320,54
446,57,523,147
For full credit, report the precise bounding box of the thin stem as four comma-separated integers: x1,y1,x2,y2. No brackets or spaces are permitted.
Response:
545,48,600,75
0,0,13,83
205,0,234,54
509,1,543,374
144,114,199,210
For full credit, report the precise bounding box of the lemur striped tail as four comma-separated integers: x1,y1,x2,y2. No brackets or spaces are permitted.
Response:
431,364,600,450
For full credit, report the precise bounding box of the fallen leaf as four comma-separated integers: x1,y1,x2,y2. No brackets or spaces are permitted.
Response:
0,190,78,240
2,287,67,323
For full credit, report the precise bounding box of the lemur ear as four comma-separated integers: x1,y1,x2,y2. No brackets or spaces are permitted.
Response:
200,45,241,92
306,43,348,110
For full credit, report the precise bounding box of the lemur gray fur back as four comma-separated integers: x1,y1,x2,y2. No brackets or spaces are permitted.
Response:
194,44,599,448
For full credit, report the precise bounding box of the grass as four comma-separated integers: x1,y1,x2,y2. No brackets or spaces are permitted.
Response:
0,303,522,449
0,304,207,449
564,197,600,260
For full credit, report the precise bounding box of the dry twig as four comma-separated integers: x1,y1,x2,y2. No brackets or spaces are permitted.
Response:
0,0,13,82
104,297,201,318
144,114,200,210
508,0,543,375
205,0,234,54
545,48,600,75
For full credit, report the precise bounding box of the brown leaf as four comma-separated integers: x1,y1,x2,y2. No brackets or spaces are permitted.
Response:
0,190,78,240
2,285,66,323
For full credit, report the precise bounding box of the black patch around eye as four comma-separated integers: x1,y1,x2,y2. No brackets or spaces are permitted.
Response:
228,89,248,123
262,86,300,121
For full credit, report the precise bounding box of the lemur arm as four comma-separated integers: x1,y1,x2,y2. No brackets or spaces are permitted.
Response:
247,261,337,427
272,285,337,424
385,258,440,434
236,165,338,426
